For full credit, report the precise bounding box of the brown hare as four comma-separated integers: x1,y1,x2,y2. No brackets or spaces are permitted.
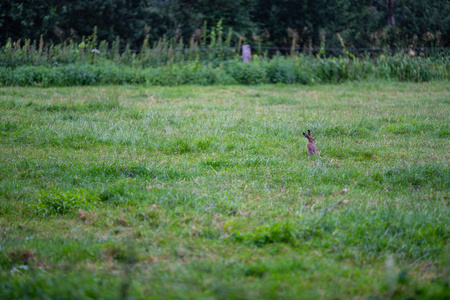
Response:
303,129,319,156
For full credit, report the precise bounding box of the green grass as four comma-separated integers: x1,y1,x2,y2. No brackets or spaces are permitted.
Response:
0,81,449,299
1,54,449,87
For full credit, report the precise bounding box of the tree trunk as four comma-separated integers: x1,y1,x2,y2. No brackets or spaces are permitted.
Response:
387,0,395,26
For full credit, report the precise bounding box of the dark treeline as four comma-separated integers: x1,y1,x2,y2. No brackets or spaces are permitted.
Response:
1,0,449,50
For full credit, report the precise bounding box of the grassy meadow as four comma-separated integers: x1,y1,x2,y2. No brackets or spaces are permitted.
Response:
0,81,449,299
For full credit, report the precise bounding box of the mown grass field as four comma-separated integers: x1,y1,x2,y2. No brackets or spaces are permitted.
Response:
0,81,449,299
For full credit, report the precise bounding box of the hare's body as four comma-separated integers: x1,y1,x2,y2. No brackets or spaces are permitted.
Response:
303,130,319,156
306,141,319,156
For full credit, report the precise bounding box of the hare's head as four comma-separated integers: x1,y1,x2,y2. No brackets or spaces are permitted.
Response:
302,129,316,144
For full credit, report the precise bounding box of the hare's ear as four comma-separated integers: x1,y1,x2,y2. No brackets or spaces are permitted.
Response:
303,132,309,138
307,129,311,136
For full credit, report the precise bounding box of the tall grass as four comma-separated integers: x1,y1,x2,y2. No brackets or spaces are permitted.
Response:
0,54,448,87
1,24,448,87
0,24,236,68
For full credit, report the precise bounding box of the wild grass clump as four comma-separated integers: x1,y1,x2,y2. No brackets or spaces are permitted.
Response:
230,222,299,246
230,207,448,261
29,188,99,216
0,271,122,299
383,164,449,189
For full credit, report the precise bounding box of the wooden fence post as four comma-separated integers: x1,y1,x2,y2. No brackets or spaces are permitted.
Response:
242,45,251,62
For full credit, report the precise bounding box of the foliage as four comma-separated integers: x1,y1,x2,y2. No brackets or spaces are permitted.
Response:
1,0,449,51
0,53,448,87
